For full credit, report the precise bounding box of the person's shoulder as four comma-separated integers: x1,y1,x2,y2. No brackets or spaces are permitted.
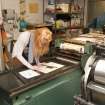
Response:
19,31,31,37
21,30,31,35
17,31,31,40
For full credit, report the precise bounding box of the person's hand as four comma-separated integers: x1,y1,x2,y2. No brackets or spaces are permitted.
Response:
32,65,39,70
32,62,46,71
29,65,38,70
37,62,46,66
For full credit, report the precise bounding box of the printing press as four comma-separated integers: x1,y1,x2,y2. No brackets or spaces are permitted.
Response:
74,43,105,105
0,30,105,105
0,34,86,105
57,32,105,105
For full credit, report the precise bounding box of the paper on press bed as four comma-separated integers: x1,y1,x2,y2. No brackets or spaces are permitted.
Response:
37,62,64,73
19,69,40,79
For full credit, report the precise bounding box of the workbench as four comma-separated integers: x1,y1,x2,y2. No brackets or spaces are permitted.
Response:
0,56,82,105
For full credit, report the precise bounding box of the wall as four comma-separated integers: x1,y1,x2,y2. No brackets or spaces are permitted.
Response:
1,0,44,24
88,0,105,23
44,0,48,12
1,0,20,14
25,0,43,24
0,0,2,17
0,0,5,71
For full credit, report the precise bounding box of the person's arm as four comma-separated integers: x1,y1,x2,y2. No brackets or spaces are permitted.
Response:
34,54,40,65
12,31,35,70
16,53,34,70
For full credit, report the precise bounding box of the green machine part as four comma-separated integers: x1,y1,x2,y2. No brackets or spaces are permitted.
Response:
0,67,82,105
81,42,94,70
54,38,63,48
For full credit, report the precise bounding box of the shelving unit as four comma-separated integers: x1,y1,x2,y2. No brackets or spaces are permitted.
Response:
69,0,85,36
44,0,85,37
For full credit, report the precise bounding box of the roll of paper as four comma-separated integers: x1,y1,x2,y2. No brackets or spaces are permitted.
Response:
60,43,84,53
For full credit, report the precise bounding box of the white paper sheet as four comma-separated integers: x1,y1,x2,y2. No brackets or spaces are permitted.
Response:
19,69,40,79
38,62,64,73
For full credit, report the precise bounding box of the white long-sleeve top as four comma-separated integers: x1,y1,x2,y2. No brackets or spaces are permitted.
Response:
12,31,34,70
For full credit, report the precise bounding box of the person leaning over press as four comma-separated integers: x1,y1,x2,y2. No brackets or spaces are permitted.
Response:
12,27,52,70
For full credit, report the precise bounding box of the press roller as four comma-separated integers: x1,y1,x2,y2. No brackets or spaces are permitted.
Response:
94,59,105,84
74,45,105,105
60,43,84,54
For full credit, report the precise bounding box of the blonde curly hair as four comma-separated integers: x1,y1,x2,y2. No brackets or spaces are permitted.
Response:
33,27,52,58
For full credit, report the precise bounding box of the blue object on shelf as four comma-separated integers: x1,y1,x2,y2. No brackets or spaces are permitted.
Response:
19,19,28,31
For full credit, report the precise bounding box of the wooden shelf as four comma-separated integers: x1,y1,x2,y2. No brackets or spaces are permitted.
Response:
70,26,83,29
44,0,85,37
